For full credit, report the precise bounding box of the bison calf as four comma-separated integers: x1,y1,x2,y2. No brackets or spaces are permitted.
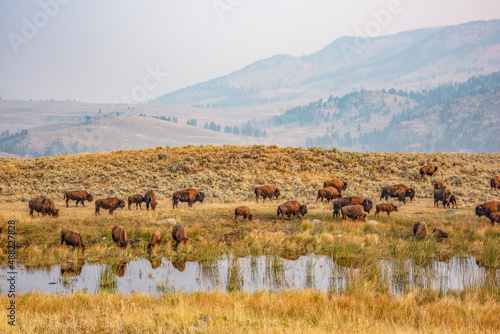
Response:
64,190,93,207
413,222,428,238
95,198,125,215
375,203,398,218
445,194,457,209
172,225,188,246
341,204,366,222
234,206,253,222
491,176,500,191
147,231,162,250
128,194,145,210
144,189,158,211
276,200,307,222
254,185,280,203
316,187,342,203
488,212,500,226
60,229,85,252
112,225,128,247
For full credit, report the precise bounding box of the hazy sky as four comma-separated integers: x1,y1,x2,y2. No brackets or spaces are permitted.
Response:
1,0,499,103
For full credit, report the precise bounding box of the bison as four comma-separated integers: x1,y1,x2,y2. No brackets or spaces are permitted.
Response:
172,225,188,246
64,190,93,207
491,176,500,191
475,201,500,218
433,182,446,190
375,203,398,218
234,206,253,222
172,259,186,272
434,188,452,208
323,179,348,192
413,222,428,238
380,184,415,204
112,225,128,247
60,229,85,251
172,188,205,209
29,197,59,218
128,194,145,210
432,227,448,240
332,196,373,218
420,165,438,180
489,212,500,226
316,187,342,203
147,231,162,250
144,189,157,211
254,185,280,203
341,204,366,222
95,198,125,215
275,200,307,221
445,194,457,209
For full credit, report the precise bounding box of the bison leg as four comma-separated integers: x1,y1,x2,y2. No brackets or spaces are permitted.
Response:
387,212,390,218
109,209,113,215
66,198,70,207
82,200,86,207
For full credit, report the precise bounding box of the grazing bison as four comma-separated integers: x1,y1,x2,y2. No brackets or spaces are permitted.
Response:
323,179,348,192
434,188,452,208
491,176,500,191
144,190,158,211
172,188,205,209
445,194,457,209
29,197,59,218
475,201,500,218
420,165,438,180
60,229,85,251
433,227,448,240
375,203,398,218
95,198,125,215
433,182,446,190
413,222,428,238
316,187,342,203
489,212,500,226
234,206,253,222
147,231,162,250
380,184,415,204
341,204,366,222
64,190,93,207
112,225,128,247
254,185,280,203
172,225,188,246
332,196,373,218
128,194,145,210
275,200,307,221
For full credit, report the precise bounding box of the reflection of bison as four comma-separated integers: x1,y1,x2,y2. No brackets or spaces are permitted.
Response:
413,222,428,238
475,201,500,218
434,188,452,207
128,194,145,210
144,190,157,211
333,196,373,218
172,259,186,272
60,229,85,251
275,200,307,221
489,212,500,226
148,258,161,270
111,261,127,278
316,187,342,203
341,205,366,221
172,188,205,208
95,198,125,215
112,225,128,247
323,179,348,192
147,231,162,250
375,203,398,218
60,260,84,276
29,197,59,218
64,190,93,207
172,225,188,246
420,165,438,180
254,185,280,203
491,176,500,191
433,182,446,190
380,184,415,204
234,206,252,222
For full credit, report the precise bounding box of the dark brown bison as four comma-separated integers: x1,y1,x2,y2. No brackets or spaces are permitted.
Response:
147,231,162,250
64,190,93,207
380,184,415,204
332,196,373,218
420,165,438,180
275,200,307,221
95,198,125,215
112,225,128,247
254,185,280,203
316,187,342,203
433,182,446,190
234,206,253,222
60,229,85,251
144,190,157,211
172,225,188,246
29,197,59,218
172,188,205,208
128,194,145,210
491,176,500,191
434,188,452,208
475,201,500,218
445,194,457,209
375,203,398,218
489,212,500,226
323,179,348,192
413,222,428,238
433,227,448,240
341,204,366,222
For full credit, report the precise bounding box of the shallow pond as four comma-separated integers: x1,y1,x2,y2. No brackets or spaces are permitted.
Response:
0,255,498,295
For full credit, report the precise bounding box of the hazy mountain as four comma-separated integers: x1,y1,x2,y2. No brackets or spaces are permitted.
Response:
151,20,500,107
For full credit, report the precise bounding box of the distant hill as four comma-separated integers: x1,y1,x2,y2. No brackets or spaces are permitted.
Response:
151,20,500,107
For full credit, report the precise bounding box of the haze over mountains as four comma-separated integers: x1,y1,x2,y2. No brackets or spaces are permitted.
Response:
1,20,499,157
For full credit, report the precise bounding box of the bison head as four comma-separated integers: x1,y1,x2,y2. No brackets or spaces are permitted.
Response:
150,200,158,210
51,208,60,218
195,192,205,203
248,214,253,221
406,188,416,201
341,181,348,190
118,200,125,209
86,194,94,202
393,204,399,212
475,204,486,217
299,204,308,216
274,189,281,197
362,199,373,213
